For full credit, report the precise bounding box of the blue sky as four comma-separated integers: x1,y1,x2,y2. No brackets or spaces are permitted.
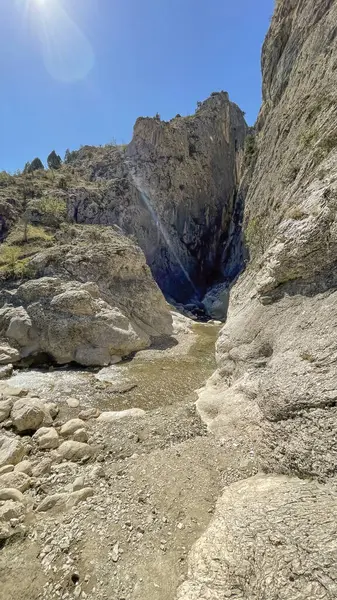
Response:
1,0,274,172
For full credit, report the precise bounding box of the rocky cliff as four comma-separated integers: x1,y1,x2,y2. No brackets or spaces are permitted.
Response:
0,93,247,318
178,0,337,597
66,92,247,306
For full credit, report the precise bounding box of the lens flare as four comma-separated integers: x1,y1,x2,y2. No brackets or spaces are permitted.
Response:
21,0,95,82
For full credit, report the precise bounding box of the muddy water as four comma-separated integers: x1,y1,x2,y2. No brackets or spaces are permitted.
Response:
7,322,220,412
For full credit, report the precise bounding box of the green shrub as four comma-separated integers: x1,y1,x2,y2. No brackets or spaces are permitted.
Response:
26,196,67,228
319,131,337,154
64,149,78,164
300,129,317,148
47,150,62,170
6,222,53,245
0,171,11,186
244,134,258,167
58,176,69,190
285,164,300,183
28,158,45,172
0,245,31,278
287,207,307,220
245,216,268,259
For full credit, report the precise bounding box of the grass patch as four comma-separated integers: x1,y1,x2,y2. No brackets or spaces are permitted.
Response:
6,223,54,245
245,215,268,259
0,245,31,279
300,351,315,363
286,207,307,220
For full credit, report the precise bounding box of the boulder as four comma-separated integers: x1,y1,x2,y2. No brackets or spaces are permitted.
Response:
97,408,145,423
60,418,87,438
0,471,31,493
57,441,93,462
44,402,59,419
72,428,88,443
32,458,53,477
0,435,26,468
0,465,14,476
11,398,46,432
202,283,230,321
0,224,174,368
78,408,100,420
0,500,24,522
14,460,33,476
37,487,94,512
66,397,80,408
0,364,13,380
0,488,25,503
0,343,20,365
33,427,60,450
0,398,13,423
177,476,337,600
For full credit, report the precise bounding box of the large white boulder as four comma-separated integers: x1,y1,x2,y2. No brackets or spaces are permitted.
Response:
0,435,26,468
11,398,46,432
33,427,60,450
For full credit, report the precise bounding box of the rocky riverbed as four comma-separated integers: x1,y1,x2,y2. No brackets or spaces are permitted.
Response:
0,314,257,600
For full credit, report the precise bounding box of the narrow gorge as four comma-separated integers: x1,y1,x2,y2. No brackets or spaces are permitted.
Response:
1,0,337,598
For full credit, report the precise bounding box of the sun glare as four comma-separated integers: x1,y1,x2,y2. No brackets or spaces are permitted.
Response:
20,0,95,82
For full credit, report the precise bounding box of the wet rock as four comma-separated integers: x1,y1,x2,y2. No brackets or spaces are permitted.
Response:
11,398,46,433
60,418,87,438
0,364,13,380
33,427,60,450
97,409,145,423
0,471,31,492
57,441,93,462
0,435,26,468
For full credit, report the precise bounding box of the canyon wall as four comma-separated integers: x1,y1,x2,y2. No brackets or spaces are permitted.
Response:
66,92,247,304
178,0,337,597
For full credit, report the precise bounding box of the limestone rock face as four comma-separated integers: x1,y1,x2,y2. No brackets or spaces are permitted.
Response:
177,475,337,600
0,226,172,366
180,1,337,597
66,93,247,303
203,0,337,480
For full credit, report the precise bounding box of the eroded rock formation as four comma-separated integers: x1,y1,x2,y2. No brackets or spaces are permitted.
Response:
0,226,172,366
179,0,337,597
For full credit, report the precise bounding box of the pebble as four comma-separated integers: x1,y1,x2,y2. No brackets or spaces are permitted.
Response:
66,398,80,408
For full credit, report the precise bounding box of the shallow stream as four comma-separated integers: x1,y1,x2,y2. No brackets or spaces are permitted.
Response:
6,322,220,412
